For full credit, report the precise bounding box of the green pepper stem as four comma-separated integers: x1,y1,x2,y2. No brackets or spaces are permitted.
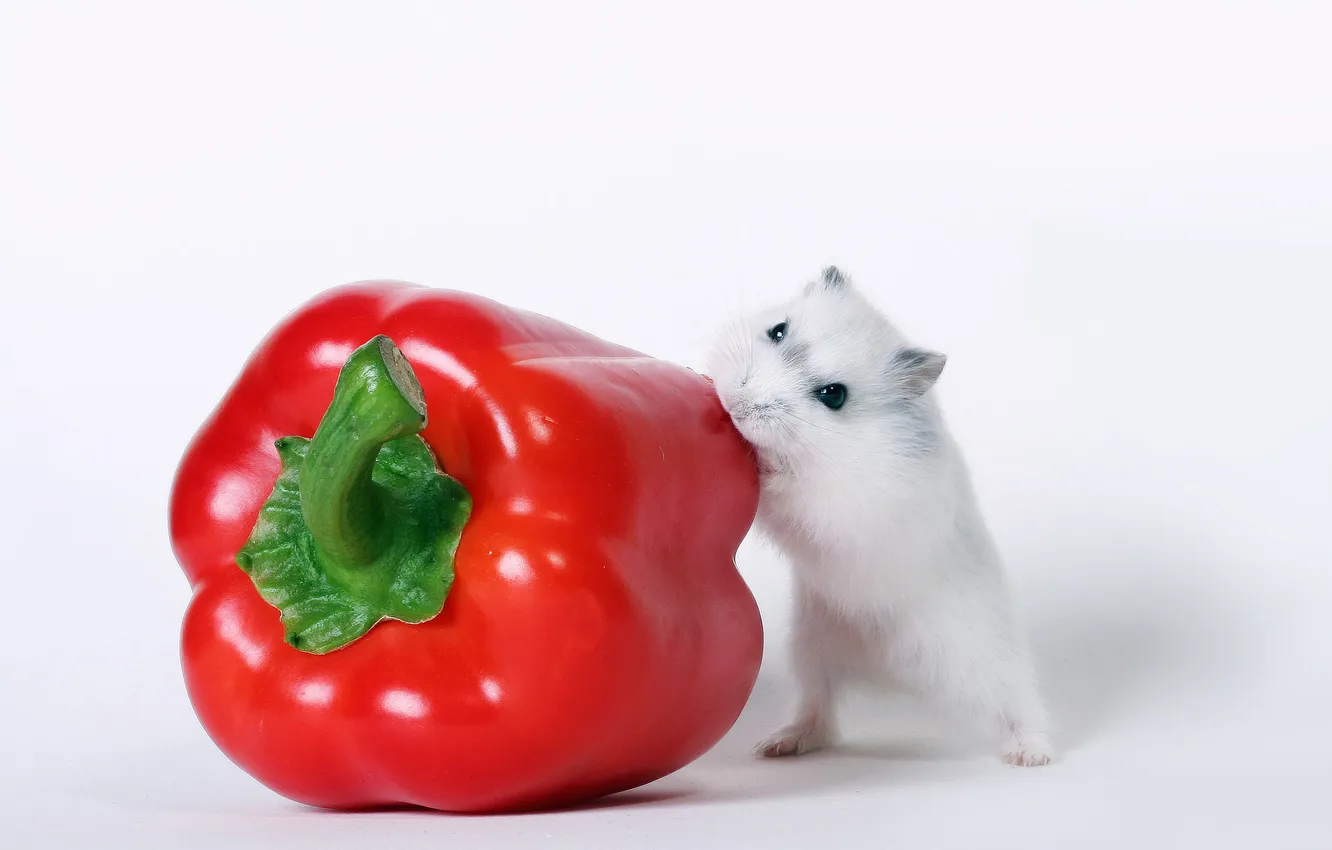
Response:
300,336,428,568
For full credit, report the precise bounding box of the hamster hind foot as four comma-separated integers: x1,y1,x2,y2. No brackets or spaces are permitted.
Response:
1003,726,1054,767
755,720,831,758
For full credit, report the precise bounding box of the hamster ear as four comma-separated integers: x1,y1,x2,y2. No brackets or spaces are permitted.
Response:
806,265,850,294
820,265,848,289
890,347,946,397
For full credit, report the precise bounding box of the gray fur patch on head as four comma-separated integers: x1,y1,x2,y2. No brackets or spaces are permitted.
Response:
890,347,947,398
779,340,812,371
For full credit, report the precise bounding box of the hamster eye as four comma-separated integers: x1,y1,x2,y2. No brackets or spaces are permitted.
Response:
816,383,848,410
766,322,788,342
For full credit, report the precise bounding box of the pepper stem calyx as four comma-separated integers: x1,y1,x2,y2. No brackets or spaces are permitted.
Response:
235,335,471,654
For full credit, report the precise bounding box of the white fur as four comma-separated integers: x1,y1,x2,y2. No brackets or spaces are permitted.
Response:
705,268,1053,767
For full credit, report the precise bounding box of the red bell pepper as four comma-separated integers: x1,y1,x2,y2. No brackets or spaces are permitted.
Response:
168,281,763,813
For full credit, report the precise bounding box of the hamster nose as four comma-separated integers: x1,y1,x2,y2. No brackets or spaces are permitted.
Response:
724,389,762,421
717,387,743,417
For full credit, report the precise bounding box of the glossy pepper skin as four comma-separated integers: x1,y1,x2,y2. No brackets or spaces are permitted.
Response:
169,281,763,813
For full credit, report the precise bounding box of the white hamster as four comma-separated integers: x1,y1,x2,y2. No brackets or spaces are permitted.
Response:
704,266,1053,766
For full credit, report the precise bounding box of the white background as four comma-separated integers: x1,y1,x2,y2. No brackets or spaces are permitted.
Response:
2,1,1330,847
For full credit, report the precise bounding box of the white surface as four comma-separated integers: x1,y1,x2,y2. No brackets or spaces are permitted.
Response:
2,1,1330,847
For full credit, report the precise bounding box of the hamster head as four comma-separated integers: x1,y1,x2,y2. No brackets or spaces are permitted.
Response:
704,266,947,470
